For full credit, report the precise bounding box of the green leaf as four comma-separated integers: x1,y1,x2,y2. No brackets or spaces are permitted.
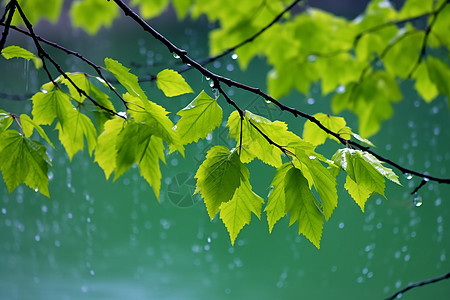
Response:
12,0,63,25
351,132,375,147
332,148,395,211
124,94,184,155
427,56,450,101
1,45,42,68
284,167,324,249
20,114,54,147
227,111,301,167
382,31,423,79
95,117,125,179
104,58,148,104
131,0,170,19
295,148,337,221
414,61,438,103
70,0,119,35
114,120,153,179
344,176,372,212
265,163,292,233
302,113,348,146
0,130,51,197
31,88,73,128
136,136,165,200
195,146,244,219
430,4,450,49
175,90,223,144
220,178,264,245
156,69,194,97
399,0,433,18
55,110,97,160
0,110,13,134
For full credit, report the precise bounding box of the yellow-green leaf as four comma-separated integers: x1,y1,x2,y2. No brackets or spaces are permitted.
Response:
284,167,324,249
303,113,348,146
70,0,119,35
220,179,264,245
20,114,54,147
156,69,194,97
175,90,222,144
0,130,51,197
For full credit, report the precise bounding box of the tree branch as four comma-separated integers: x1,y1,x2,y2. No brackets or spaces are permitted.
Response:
0,0,15,51
112,0,450,186
385,271,450,300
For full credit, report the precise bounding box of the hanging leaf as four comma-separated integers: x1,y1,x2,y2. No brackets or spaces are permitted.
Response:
104,58,148,104
0,130,51,197
284,166,324,249
220,179,264,245
70,0,119,35
156,69,194,97
20,114,54,147
265,163,292,233
195,146,244,219
95,117,125,179
31,88,73,128
175,90,222,144
55,110,97,160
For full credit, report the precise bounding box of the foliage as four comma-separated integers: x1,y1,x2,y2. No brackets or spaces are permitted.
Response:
0,0,449,248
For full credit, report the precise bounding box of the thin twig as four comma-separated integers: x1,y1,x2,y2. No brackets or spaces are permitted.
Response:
112,0,450,185
385,271,450,300
0,0,15,51
0,22,128,108
13,1,123,118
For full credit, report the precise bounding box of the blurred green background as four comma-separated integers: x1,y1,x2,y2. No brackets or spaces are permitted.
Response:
1,2,449,299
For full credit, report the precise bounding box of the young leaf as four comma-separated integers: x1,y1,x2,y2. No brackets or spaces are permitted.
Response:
1,45,42,68
124,94,184,155
265,163,292,233
352,132,375,147
56,110,97,160
70,0,119,35
156,69,194,97
284,167,324,249
20,114,54,147
31,88,73,128
175,90,223,144
227,111,300,167
104,58,148,104
303,113,348,146
136,136,165,200
220,179,264,245
95,117,125,179
0,130,51,197
0,110,13,134
295,148,337,221
195,146,244,219
332,148,396,211
114,120,153,179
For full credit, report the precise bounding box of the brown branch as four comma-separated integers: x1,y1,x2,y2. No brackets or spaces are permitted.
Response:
385,271,450,300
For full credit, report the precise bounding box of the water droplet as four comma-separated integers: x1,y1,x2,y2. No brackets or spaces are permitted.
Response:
404,173,413,180
226,64,234,71
231,53,238,60
1,208,6,214
307,55,317,62
34,188,39,192
90,269,95,276
209,81,215,88
173,53,180,59
338,222,345,229
265,100,271,104
307,98,315,105
413,194,423,207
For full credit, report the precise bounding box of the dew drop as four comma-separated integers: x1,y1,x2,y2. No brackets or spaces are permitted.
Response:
413,194,423,207
231,53,238,60
404,173,413,180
